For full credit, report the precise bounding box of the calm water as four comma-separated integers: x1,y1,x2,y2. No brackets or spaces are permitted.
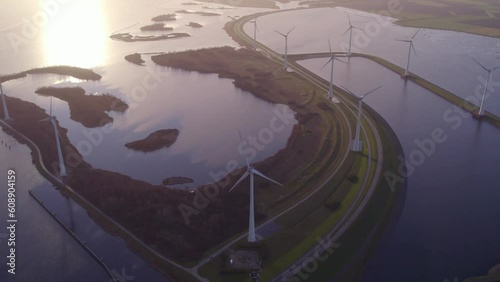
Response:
2,1,500,281
299,56,500,281
0,135,110,282
0,0,289,281
0,0,296,187
246,7,500,116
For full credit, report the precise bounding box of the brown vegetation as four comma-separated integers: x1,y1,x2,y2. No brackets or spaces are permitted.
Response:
175,9,221,16
152,14,177,22
124,53,145,65
140,23,174,31
187,22,203,28
0,66,102,83
0,95,252,262
125,129,179,152
35,86,128,128
110,32,190,42
162,177,194,186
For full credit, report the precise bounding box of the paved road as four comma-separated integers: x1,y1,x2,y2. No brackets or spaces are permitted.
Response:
191,11,386,282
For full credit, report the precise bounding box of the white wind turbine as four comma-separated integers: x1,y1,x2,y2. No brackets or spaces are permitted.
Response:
343,14,361,56
250,17,259,49
229,133,283,243
40,97,67,177
340,85,382,152
397,29,420,77
0,83,11,120
472,57,500,117
321,40,346,103
275,27,295,70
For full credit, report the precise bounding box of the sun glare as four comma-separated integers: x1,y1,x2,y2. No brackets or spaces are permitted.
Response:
44,0,107,68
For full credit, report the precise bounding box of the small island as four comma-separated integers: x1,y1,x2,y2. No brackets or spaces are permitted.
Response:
175,9,221,16
110,32,190,42
162,177,194,186
124,53,145,65
0,66,102,83
35,86,128,128
187,22,203,28
140,23,174,31
125,129,179,152
151,13,177,22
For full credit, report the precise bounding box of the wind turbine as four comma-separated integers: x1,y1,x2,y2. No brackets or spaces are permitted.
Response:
397,29,420,77
229,132,283,243
250,17,259,49
472,58,500,117
340,85,382,152
0,83,11,120
275,27,295,70
321,40,346,103
343,14,361,56
40,97,67,177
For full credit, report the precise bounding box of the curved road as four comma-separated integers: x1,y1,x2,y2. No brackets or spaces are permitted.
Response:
192,11,386,282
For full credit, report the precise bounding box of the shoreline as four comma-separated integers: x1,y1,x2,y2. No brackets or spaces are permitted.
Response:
289,52,500,129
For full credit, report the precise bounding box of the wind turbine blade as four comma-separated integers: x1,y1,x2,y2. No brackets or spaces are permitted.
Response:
412,28,421,40
252,169,283,187
275,30,286,37
472,57,488,72
287,26,296,35
348,14,352,27
343,26,352,36
320,57,333,70
361,86,382,98
39,117,51,122
396,39,411,42
491,65,500,72
328,39,332,54
239,131,250,168
334,57,348,64
339,84,356,97
411,42,417,56
228,171,250,193
50,96,53,116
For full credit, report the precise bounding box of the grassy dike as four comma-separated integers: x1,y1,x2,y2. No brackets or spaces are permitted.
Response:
0,120,200,282
302,105,407,282
290,52,500,129
193,16,407,282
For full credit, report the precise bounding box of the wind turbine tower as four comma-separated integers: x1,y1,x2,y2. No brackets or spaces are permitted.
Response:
321,40,346,103
343,14,361,56
229,133,283,243
275,27,295,70
340,85,382,152
40,97,67,177
0,83,11,120
250,18,259,49
472,58,500,117
398,29,420,77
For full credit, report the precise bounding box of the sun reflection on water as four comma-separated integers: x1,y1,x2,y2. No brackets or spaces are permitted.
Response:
44,0,107,68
